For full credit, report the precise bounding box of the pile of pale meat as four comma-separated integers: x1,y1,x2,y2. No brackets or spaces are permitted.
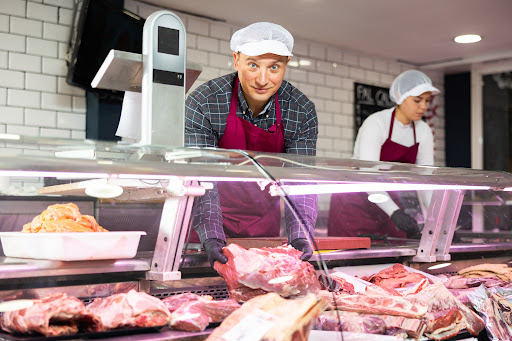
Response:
2,242,512,340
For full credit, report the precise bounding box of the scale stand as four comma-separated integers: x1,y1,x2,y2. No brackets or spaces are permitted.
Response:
91,11,206,280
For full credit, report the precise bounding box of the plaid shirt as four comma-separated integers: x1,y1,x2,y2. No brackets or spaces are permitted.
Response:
185,72,318,245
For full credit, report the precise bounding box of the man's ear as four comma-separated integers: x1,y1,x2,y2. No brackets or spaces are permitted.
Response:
233,52,239,71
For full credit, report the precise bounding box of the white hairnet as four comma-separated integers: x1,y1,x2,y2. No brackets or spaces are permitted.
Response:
389,70,440,105
230,22,294,57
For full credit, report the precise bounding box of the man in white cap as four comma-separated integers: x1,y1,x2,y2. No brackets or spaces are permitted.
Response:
185,22,318,266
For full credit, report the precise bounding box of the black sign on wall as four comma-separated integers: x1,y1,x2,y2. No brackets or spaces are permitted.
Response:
354,82,395,137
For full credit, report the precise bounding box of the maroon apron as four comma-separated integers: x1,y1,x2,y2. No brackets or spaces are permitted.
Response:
327,109,419,238
189,78,285,242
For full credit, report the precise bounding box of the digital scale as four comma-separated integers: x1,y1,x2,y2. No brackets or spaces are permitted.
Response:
91,10,201,147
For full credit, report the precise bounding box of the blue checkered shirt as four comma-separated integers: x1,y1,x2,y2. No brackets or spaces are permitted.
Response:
185,72,318,245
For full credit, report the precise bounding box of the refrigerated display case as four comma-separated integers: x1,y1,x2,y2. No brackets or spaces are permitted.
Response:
1,136,512,339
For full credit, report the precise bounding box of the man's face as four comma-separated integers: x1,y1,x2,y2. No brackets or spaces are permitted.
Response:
233,52,289,108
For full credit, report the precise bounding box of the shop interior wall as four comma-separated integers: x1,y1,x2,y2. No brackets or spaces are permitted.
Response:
0,0,446,196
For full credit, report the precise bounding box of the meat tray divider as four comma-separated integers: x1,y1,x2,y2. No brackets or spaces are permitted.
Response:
413,189,465,262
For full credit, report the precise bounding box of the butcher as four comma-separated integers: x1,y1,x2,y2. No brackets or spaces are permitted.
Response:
328,70,440,238
185,22,318,265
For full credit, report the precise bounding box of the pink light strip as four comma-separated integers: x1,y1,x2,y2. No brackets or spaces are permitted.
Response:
269,183,490,196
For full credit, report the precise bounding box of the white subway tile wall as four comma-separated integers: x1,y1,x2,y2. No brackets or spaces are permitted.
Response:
0,0,445,165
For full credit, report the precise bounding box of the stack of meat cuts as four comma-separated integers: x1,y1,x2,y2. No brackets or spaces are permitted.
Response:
0,293,104,336
86,290,171,329
411,281,485,340
214,243,321,302
22,203,107,233
162,293,240,332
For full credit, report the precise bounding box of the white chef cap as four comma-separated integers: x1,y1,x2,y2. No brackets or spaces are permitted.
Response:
230,22,294,57
389,70,440,105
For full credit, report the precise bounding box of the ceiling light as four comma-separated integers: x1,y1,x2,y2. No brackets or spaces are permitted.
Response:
454,34,482,44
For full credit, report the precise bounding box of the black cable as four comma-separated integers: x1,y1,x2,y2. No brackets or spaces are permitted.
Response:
235,150,345,337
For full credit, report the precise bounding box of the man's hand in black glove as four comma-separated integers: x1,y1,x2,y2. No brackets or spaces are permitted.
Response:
203,238,228,267
391,209,420,236
290,238,313,261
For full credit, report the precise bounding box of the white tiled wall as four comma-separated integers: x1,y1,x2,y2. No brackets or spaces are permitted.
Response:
0,0,445,165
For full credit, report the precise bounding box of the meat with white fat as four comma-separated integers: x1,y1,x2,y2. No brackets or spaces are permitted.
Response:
162,293,240,332
316,290,428,319
86,290,171,329
0,293,103,337
411,282,485,340
214,244,321,302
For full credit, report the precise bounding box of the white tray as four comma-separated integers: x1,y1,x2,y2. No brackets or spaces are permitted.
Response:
0,231,146,261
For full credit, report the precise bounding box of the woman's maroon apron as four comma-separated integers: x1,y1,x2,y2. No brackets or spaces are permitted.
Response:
327,109,419,238
189,78,285,243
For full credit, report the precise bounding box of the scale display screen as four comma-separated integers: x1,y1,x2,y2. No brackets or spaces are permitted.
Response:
158,26,179,55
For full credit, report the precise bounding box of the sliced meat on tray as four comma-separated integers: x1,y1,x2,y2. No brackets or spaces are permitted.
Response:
0,293,103,337
86,290,171,329
214,243,321,302
162,293,240,332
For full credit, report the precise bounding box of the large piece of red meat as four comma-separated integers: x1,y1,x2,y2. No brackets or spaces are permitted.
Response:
0,293,103,337
162,293,240,332
86,290,171,329
214,244,321,302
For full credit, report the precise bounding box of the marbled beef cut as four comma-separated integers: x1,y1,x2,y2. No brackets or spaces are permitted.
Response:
0,293,103,337
214,244,321,302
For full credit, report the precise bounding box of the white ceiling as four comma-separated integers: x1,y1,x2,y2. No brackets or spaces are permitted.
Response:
139,0,512,72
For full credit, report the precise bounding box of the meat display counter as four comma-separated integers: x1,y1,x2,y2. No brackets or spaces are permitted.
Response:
1,137,512,340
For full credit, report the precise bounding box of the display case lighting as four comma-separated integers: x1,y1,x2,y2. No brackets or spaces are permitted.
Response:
269,183,490,196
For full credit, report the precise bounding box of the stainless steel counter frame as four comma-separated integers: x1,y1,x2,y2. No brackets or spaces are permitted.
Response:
2,242,512,281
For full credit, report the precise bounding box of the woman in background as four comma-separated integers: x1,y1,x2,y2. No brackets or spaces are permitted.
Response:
328,70,440,239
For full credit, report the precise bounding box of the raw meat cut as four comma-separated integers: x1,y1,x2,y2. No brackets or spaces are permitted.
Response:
443,275,507,289
314,311,386,334
161,293,202,312
319,273,356,294
362,263,429,290
206,292,327,341
0,293,103,337
412,282,485,340
214,244,321,302
22,203,107,233
86,290,171,329
316,290,428,319
162,293,240,332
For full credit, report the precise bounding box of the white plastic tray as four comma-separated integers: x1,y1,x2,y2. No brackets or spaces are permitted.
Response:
0,231,146,261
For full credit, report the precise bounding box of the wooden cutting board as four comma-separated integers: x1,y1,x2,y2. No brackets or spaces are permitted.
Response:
226,237,371,250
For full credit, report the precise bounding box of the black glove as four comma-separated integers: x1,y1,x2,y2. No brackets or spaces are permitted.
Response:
203,238,228,267
290,238,313,261
391,209,420,236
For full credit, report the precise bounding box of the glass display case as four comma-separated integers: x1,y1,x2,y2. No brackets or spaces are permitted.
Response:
1,135,512,289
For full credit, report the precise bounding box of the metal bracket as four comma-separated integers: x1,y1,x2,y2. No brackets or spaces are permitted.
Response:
146,180,202,281
413,189,466,262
